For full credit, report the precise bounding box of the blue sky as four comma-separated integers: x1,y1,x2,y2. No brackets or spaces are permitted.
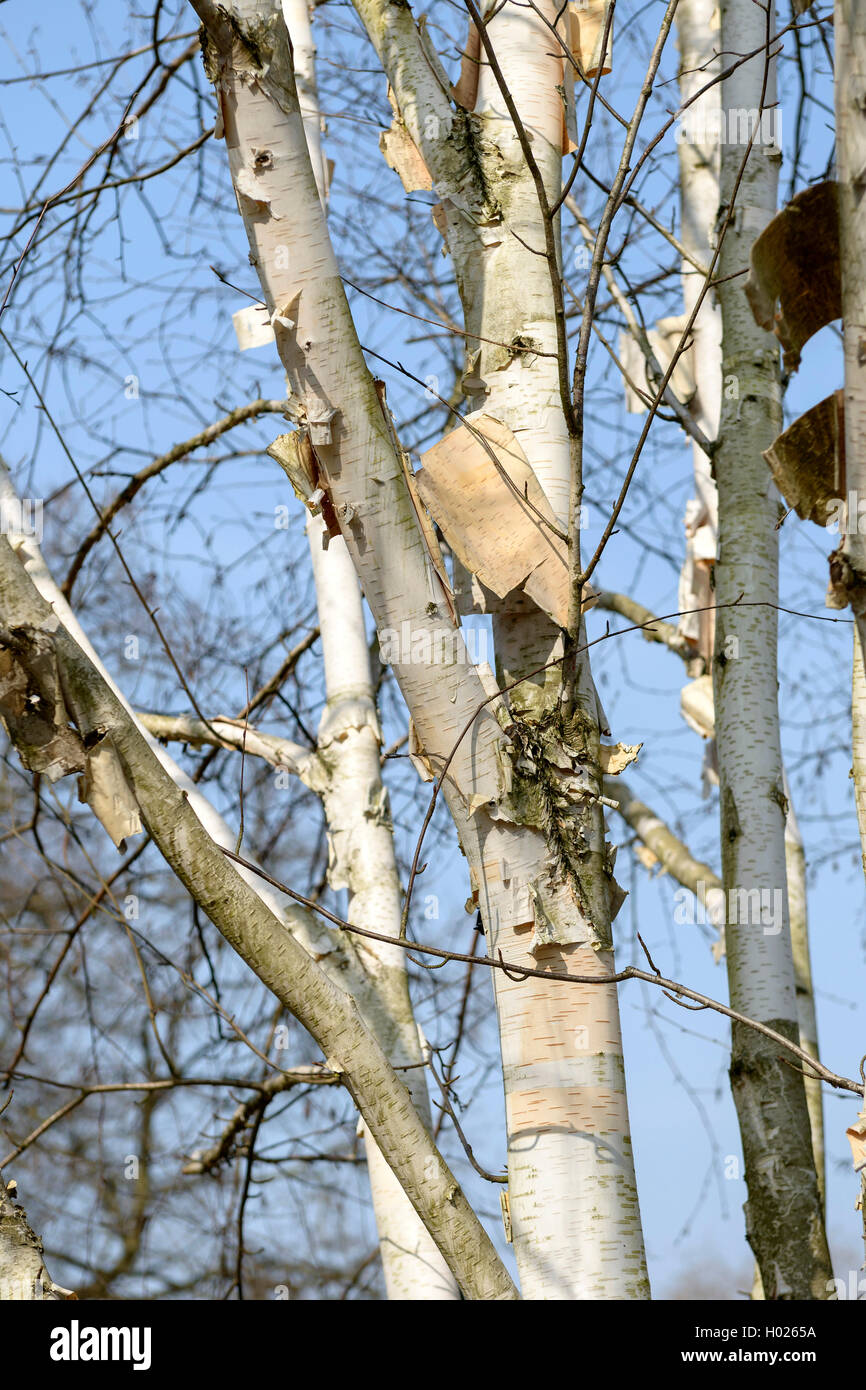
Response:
0,0,862,1298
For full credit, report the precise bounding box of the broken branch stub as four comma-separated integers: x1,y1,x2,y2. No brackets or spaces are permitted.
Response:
744,182,841,371
416,413,596,628
268,429,342,539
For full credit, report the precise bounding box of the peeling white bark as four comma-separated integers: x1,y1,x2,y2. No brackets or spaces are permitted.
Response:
271,2,459,1298
0,1183,70,1300
675,0,722,662
193,0,647,1298
354,0,647,1297
281,0,328,200
446,2,647,1298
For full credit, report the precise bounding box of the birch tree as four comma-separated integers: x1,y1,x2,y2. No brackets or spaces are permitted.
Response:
284,0,459,1300
187,0,653,1298
713,0,830,1296
1,0,863,1304
302,515,459,1299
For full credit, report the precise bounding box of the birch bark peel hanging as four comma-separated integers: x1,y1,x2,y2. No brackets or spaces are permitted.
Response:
416,413,596,627
452,16,481,110
76,733,143,849
454,2,612,156
0,621,142,848
567,0,614,79
232,302,275,351
379,88,432,193
744,181,841,370
268,430,343,540
762,389,846,526
847,1109,866,1172
598,741,642,776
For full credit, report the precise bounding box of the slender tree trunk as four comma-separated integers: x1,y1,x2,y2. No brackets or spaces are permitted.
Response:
714,0,831,1297
281,0,328,197
0,463,387,1025
677,2,825,1237
462,2,647,1299
306,517,459,1299
278,0,459,1298
675,0,722,668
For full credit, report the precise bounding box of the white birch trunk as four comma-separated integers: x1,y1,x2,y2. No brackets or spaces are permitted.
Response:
193,0,647,1297
675,0,722,665
0,1185,69,1300
281,0,328,199
279,0,459,1298
306,519,459,1300
458,2,647,1299
714,0,830,1296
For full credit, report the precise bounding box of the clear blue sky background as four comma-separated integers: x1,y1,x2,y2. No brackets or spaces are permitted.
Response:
0,0,862,1298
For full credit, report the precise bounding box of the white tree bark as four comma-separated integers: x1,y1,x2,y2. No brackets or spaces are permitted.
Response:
280,0,459,1298
305,517,459,1300
281,0,328,199
714,0,830,1296
675,0,722,667
191,0,648,1296
0,1183,70,1300
467,3,646,1300
352,0,649,1297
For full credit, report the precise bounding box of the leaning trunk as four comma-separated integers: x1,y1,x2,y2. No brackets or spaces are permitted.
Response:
194,0,648,1297
282,0,459,1299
